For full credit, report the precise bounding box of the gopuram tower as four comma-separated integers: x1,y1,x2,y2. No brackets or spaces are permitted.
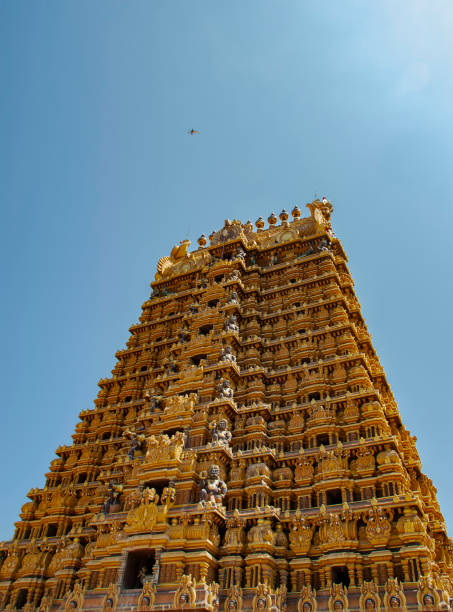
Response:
1,199,452,612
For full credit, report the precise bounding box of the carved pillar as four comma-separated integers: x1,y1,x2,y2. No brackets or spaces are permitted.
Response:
199,562,209,583
401,560,410,583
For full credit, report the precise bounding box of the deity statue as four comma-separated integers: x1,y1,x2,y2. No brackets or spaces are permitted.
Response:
179,325,190,343
144,390,162,412
209,419,232,446
200,464,227,504
220,346,236,363
218,378,234,400
165,354,178,374
102,483,123,514
318,238,331,252
236,247,246,262
138,564,151,586
228,269,240,282
227,291,239,305
123,429,146,460
224,314,239,333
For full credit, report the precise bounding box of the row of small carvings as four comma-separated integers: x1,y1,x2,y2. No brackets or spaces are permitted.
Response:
149,245,340,292
136,287,353,337
1,502,432,566
113,319,364,368
101,346,373,389
80,387,385,422
143,263,344,317
140,277,347,324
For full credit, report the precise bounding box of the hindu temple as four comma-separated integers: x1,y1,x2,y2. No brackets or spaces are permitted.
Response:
1,199,452,611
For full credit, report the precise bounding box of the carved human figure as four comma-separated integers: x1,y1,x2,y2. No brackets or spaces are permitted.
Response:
389,596,400,608
166,354,178,374
225,314,239,333
365,599,375,609
200,464,227,504
220,346,236,363
333,601,343,610
218,378,234,399
228,291,239,305
236,247,246,262
210,419,232,446
144,390,161,412
102,483,123,514
302,604,312,612
423,594,435,609
123,429,146,460
318,238,331,252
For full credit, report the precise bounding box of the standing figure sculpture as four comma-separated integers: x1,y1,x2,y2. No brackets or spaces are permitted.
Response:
200,464,227,505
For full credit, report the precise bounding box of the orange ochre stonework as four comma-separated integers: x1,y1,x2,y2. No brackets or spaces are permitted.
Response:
1,200,452,611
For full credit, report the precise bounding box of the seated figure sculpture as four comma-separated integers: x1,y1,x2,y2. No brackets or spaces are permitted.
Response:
220,346,236,363
227,291,239,305
200,464,227,505
218,378,234,400
209,419,232,447
123,429,146,460
225,314,239,333
102,483,123,514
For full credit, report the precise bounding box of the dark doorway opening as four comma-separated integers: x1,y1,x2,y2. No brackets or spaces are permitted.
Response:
123,550,156,589
16,589,28,609
331,566,350,588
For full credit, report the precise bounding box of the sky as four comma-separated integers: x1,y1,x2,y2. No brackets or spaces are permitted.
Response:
0,1,452,542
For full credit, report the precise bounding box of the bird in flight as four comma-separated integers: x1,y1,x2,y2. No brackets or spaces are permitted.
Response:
188,129,199,135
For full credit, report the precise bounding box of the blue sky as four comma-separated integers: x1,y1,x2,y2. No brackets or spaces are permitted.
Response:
0,1,452,541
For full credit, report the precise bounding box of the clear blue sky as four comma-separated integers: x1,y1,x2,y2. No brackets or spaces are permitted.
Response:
1,1,452,542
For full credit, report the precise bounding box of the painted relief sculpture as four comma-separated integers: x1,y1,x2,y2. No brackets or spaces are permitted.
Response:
0,198,452,610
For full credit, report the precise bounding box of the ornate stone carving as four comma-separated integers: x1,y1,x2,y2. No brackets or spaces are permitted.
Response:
217,378,234,400
137,581,157,611
200,464,227,505
359,581,381,611
383,578,406,611
173,574,197,608
63,581,86,611
209,419,232,447
125,486,175,533
298,585,317,612
328,583,348,612
145,431,185,465
220,345,236,363
252,583,273,612
123,428,146,460
289,514,314,555
102,583,120,611
364,501,392,547
224,585,243,612
102,482,123,514
224,314,239,333
416,576,441,610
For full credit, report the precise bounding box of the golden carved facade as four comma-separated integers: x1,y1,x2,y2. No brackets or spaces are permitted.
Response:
0,199,452,610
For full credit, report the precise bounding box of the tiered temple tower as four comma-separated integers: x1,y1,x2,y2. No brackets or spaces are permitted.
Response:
1,200,452,612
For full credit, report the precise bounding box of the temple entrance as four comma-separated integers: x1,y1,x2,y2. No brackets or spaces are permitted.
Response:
331,566,350,587
123,550,156,589
15,589,28,609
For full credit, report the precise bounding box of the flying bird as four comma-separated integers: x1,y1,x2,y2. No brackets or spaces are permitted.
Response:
188,129,199,135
